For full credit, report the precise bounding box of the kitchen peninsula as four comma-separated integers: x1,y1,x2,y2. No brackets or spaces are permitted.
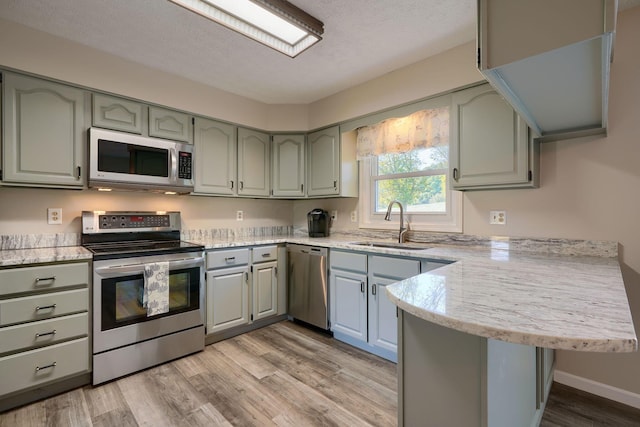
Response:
384,242,637,427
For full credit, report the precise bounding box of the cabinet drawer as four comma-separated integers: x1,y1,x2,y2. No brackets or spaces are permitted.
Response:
330,250,367,273
0,262,89,297
207,248,250,269
0,289,88,327
252,245,277,263
0,337,89,396
370,256,420,279
0,313,88,355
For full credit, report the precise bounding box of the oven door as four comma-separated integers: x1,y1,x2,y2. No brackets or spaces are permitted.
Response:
93,251,204,354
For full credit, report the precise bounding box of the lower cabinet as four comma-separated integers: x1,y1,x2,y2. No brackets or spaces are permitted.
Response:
205,245,281,337
329,249,447,362
0,261,90,411
399,311,554,427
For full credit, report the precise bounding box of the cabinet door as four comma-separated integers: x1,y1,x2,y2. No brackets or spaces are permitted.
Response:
3,73,86,187
237,128,270,197
329,269,367,342
149,106,192,143
272,134,305,197
307,126,340,196
368,276,399,357
92,93,143,134
206,266,250,334
252,260,278,321
193,117,237,195
451,84,532,190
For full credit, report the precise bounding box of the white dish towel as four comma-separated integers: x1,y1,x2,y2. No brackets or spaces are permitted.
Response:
143,262,170,316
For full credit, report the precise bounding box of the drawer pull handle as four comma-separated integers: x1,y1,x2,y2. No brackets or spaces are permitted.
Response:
224,257,236,262
262,253,270,258
372,283,377,295
35,304,57,311
35,276,56,284
35,362,57,372
35,330,57,338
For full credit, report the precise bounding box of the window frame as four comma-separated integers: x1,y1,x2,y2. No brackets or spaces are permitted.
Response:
351,94,463,233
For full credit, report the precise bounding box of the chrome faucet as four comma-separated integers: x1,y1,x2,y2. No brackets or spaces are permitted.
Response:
384,200,408,243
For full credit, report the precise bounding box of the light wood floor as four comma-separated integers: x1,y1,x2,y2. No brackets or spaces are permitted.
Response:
2,321,640,426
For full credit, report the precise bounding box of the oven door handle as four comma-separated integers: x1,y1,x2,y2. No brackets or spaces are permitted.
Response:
94,257,203,276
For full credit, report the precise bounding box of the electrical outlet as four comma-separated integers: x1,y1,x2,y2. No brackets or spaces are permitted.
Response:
331,210,338,222
350,210,358,222
236,210,244,221
47,208,62,225
489,210,507,225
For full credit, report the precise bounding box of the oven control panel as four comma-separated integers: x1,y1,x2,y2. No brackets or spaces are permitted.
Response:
82,211,180,233
99,214,170,229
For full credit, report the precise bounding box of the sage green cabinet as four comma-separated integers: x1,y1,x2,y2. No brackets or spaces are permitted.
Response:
148,106,191,143
193,117,237,195
399,312,553,427
93,94,192,143
272,134,305,197
237,128,270,197
0,261,90,410
2,73,86,188
307,126,341,196
92,93,143,134
451,83,538,190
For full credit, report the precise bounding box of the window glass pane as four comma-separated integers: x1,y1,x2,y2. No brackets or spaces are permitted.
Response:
377,147,448,176
375,175,447,213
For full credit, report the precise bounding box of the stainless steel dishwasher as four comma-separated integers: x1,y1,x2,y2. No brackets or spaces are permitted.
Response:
287,244,329,330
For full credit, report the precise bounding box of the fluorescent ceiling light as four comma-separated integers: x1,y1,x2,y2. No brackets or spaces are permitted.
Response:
169,0,324,57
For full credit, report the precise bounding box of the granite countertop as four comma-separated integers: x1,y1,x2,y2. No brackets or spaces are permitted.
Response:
1,232,636,353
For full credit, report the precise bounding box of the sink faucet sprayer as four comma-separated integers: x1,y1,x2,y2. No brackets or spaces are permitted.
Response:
384,200,408,243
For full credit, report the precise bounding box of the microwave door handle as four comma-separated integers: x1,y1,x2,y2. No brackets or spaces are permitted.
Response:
170,148,178,182
94,257,203,276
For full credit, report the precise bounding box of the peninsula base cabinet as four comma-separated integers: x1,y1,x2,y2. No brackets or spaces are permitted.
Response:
205,246,285,343
0,261,91,412
398,311,554,427
330,250,447,362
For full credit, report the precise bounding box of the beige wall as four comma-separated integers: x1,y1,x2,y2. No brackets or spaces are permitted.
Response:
1,5,640,397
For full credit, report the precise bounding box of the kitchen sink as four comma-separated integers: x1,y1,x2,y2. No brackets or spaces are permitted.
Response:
349,241,428,251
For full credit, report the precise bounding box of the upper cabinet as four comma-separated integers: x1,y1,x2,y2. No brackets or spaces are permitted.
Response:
2,72,87,188
92,94,143,134
148,106,191,143
193,117,237,195
451,84,538,190
92,93,192,143
272,134,305,198
477,0,616,142
307,126,358,197
237,128,270,197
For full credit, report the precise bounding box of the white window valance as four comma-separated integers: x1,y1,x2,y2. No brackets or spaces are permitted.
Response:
356,107,449,159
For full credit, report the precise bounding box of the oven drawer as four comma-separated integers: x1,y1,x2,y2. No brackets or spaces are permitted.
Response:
0,337,89,396
0,289,88,327
0,262,89,297
207,248,250,269
252,245,278,263
0,313,88,355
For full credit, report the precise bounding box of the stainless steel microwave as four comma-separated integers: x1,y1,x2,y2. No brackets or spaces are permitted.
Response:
88,128,194,194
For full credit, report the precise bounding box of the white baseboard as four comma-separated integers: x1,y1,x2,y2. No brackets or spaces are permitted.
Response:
554,370,640,410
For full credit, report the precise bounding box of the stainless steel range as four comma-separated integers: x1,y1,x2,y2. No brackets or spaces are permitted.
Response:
82,211,205,385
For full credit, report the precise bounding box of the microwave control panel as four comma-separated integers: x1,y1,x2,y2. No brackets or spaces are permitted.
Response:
178,151,192,179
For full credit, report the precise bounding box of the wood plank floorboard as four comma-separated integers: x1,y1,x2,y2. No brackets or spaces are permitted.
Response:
2,320,640,426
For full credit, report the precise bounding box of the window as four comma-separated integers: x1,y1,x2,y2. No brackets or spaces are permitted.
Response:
356,97,462,232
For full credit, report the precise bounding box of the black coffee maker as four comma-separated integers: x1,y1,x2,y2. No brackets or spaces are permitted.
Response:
307,209,331,237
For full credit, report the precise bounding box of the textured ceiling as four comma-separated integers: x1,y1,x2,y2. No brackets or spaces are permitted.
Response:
0,0,638,105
